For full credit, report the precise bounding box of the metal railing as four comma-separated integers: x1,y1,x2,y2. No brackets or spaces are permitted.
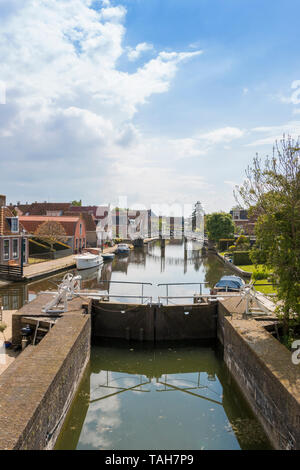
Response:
158,282,208,304
100,280,152,300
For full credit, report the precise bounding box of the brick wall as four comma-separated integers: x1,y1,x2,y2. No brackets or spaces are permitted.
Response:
218,301,300,450
0,309,91,450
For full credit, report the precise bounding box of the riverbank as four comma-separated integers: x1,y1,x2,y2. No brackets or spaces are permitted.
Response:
215,251,251,278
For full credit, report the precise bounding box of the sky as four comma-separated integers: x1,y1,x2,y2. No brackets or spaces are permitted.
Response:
0,0,300,214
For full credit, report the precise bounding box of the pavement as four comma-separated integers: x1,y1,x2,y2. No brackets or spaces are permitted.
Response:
23,255,76,280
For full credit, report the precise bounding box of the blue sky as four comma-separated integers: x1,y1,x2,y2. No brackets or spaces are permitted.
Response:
0,0,300,213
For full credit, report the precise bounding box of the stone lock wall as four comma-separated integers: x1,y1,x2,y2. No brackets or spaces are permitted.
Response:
0,305,91,450
218,300,300,450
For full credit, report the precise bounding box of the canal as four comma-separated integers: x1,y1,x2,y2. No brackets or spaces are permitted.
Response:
0,240,272,449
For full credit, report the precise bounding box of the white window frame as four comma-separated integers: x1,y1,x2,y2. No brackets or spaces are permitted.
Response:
3,239,10,261
10,217,19,233
12,238,19,259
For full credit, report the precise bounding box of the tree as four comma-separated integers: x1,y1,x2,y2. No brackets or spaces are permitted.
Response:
35,221,68,251
236,135,300,340
206,212,235,243
71,200,82,206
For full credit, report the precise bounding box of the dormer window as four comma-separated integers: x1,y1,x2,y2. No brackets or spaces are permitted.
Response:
6,217,19,233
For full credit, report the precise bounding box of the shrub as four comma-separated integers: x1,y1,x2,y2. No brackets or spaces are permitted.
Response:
252,268,270,280
235,235,250,249
218,238,235,251
233,251,252,265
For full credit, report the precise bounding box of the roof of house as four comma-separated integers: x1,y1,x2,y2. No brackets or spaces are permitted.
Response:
64,211,96,231
19,216,84,237
0,207,25,236
14,202,72,216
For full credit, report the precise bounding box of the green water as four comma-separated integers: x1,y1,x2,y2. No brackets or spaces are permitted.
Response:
55,341,272,450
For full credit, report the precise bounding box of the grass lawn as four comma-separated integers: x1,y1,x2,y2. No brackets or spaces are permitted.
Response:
235,264,277,296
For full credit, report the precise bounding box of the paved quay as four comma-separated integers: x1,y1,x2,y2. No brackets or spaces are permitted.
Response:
23,255,76,281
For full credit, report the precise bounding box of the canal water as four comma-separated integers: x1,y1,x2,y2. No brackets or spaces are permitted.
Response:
0,240,272,449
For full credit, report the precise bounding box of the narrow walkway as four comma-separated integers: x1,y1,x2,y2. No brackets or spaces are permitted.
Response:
23,255,76,280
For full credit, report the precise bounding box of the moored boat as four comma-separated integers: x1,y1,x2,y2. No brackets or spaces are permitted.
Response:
75,253,103,270
102,253,115,261
116,243,130,254
210,275,245,294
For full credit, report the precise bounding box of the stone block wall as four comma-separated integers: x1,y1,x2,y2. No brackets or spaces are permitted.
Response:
0,310,91,450
218,301,300,450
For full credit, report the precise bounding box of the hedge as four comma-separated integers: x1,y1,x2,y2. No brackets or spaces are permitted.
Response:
232,251,252,266
218,238,235,251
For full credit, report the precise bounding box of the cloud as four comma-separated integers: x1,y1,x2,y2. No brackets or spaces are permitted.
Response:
0,0,205,207
247,121,300,146
127,42,154,61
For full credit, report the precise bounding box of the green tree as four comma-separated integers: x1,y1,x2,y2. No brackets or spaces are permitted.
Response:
71,200,82,206
206,212,235,243
237,135,300,340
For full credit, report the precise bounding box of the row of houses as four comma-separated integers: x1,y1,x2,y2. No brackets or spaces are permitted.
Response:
0,194,256,268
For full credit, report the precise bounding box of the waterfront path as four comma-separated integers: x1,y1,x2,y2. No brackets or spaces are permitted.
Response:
23,255,76,281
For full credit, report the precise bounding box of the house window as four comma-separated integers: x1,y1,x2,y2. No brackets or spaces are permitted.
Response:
3,239,10,260
80,223,82,236
12,239,19,259
6,217,19,232
233,211,240,220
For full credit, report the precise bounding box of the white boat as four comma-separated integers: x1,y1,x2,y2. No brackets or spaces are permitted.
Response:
102,253,115,261
116,243,130,254
75,253,103,270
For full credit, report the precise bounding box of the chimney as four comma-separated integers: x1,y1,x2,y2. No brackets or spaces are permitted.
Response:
0,195,6,207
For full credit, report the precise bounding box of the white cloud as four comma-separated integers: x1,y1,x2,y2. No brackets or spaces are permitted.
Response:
248,121,300,146
197,127,245,144
0,0,206,207
127,42,154,61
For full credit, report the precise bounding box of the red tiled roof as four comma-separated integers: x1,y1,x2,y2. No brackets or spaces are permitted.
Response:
64,211,96,231
0,207,24,236
15,202,71,216
19,216,82,237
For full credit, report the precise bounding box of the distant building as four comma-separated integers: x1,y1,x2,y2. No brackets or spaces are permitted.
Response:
0,195,28,266
230,207,256,236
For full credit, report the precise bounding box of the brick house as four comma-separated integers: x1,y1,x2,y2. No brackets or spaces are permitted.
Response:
13,202,97,248
0,195,28,266
230,207,257,236
19,215,87,253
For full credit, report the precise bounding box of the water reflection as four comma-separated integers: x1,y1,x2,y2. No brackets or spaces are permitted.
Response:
55,342,271,450
0,239,241,309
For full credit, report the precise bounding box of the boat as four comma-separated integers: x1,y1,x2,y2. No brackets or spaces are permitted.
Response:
210,275,245,294
116,243,130,254
75,253,103,270
102,253,115,261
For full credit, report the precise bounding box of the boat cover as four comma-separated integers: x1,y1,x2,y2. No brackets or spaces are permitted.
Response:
215,275,244,290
